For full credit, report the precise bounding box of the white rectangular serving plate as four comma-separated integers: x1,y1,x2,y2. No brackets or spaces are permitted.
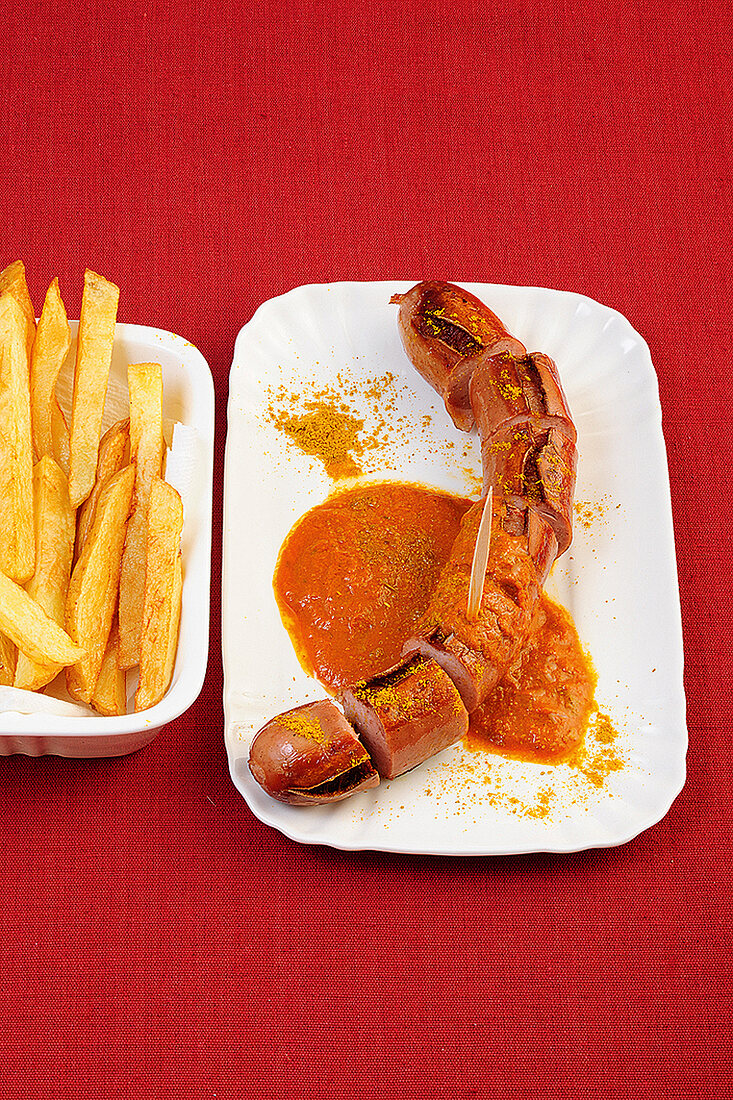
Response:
0,322,215,757
222,282,686,855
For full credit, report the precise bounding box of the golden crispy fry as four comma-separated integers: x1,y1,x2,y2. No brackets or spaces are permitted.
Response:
163,553,183,680
75,417,130,559
0,633,16,686
65,464,134,703
135,478,183,711
117,508,147,668
0,294,35,583
14,457,75,691
128,364,165,489
51,399,70,474
30,278,71,460
68,270,120,507
118,363,164,669
0,260,36,361
91,620,127,716
0,569,84,666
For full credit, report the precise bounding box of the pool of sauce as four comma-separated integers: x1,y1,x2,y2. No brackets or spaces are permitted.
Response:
275,482,472,689
274,481,595,764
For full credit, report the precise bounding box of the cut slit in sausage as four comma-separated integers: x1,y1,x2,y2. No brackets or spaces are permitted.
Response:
469,350,576,447
341,655,469,779
481,424,577,557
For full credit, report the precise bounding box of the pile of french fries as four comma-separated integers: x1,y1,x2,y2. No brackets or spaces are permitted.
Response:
0,261,184,715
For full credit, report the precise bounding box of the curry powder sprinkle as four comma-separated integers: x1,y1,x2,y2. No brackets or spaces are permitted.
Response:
274,402,366,479
274,709,331,745
567,710,624,787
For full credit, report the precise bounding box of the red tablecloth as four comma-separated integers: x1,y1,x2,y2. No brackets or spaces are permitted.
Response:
1,0,731,1096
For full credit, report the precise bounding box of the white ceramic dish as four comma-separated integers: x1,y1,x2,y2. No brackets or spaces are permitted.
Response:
0,322,215,757
222,282,687,855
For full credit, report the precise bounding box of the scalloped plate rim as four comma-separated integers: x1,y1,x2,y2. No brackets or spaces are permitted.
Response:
222,280,687,856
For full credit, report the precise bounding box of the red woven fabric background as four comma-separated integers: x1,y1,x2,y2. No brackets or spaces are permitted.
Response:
1,0,731,1096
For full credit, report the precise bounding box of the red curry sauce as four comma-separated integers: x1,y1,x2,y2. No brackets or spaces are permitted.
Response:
467,595,596,762
274,482,471,689
274,481,595,764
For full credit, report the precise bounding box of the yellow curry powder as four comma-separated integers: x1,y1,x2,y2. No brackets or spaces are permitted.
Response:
568,710,624,788
274,708,331,745
265,372,478,484
274,402,366,479
352,658,427,714
266,377,398,479
574,497,610,530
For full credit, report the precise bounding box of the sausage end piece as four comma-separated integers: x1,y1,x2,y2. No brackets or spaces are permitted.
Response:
249,700,379,805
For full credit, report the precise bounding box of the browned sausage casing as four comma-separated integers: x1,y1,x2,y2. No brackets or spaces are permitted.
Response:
469,351,576,445
480,424,577,557
249,700,379,804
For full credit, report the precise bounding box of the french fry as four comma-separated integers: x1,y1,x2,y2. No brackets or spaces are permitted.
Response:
0,294,35,583
135,478,183,711
30,278,71,460
65,464,134,703
163,553,183,679
75,417,130,559
0,569,83,666
0,633,16,686
90,620,127,716
14,457,75,691
68,270,120,507
118,363,164,669
51,399,70,474
0,260,35,361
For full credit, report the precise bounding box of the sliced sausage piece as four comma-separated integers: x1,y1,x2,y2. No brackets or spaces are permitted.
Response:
480,423,577,558
532,428,577,557
526,508,559,586
469,350,576,447
391,281,526,431
402,498,542,712
249,699,379,805
441,338,526,433
341,655,468,779
401,629,493,714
